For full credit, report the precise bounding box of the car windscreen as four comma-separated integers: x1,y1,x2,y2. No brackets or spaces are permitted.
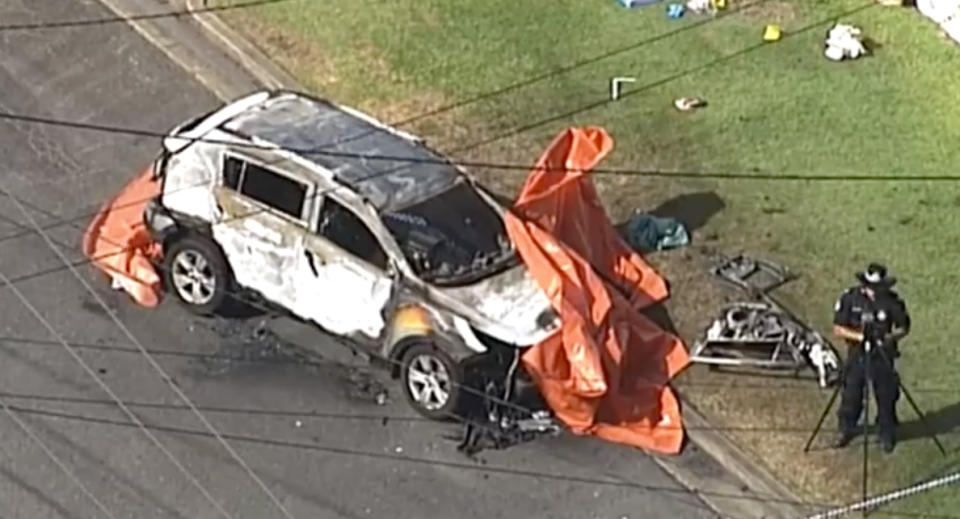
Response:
382,180,515,285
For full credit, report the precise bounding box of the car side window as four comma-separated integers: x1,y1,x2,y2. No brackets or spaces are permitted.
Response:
222,156,307,220
317,198,388,271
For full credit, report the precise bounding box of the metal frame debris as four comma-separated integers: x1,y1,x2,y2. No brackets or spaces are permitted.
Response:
690,255,842,387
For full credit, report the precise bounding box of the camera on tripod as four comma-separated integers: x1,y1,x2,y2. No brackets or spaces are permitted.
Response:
859,309,891,353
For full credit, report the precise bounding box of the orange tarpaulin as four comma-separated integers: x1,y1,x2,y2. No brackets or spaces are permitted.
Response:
507,127,690,454
81,166,164,307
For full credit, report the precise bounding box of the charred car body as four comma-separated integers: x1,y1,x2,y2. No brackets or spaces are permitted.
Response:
143,90,560,419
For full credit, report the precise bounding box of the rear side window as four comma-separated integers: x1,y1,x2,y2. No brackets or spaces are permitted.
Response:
222,156,307,219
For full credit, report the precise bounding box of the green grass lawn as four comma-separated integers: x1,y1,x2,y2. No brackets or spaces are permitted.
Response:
214,0,960,513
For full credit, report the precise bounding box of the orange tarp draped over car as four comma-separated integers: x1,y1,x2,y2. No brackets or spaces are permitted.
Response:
81,167,164,307
506,127,690,454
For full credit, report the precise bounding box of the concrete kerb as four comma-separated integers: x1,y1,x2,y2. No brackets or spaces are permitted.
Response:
138,3,809,517
671,393,809,518
185,0,303,92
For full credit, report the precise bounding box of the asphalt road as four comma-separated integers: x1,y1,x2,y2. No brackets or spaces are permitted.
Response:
0,1,717,518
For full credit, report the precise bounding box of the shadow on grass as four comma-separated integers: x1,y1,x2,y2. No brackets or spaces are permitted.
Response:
649,191,726,234
900,399,960,445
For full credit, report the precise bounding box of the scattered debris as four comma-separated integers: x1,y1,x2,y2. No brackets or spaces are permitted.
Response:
686,0,717,14
763,24,783,42
395,446,404,453
346,367,390,405
454,351,561,456
673,96,707,112
694,302,841,386
623,212,690,253
200,319,307,375
294,420,303,428
667,3,686,17
824,24,867,61
690,255,842,387
610,77,636,100
618,0,662,7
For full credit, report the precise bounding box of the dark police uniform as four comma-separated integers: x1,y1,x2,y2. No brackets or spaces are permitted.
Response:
833,285,910,447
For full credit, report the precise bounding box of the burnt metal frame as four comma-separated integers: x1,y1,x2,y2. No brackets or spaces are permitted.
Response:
690,255,842,387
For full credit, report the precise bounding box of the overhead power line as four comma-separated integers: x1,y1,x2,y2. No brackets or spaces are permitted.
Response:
4,331,960,397
10,169,953,439
300,0,782,150
3,389,960,435
452,1,878,155
0,181,297,519
0,0,296,32
0,109,956,181
0,396,119,519
7,402,959,519
0,267,239,519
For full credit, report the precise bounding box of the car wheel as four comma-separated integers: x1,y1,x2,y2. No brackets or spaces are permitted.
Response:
164,234,230,315
400,342,463,421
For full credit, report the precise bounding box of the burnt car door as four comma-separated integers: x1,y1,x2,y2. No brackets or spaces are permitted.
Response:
289,194,395,341
211,153,313,309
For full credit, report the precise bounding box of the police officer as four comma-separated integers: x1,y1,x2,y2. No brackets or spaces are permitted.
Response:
832,263,910,453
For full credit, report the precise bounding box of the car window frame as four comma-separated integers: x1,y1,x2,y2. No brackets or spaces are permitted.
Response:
219,151,315,227
311,194,396,274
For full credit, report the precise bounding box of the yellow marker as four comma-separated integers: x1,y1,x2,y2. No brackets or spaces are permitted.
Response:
763,24,782,42
713,0,726,9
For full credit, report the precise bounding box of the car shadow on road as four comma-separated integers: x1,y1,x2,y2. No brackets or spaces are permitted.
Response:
216,296,267,319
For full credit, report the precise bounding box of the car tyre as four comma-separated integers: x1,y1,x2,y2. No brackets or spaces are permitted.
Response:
400,342,463,421
164,234,230,316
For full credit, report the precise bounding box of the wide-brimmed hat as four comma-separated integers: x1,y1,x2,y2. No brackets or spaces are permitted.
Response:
856,262,896,288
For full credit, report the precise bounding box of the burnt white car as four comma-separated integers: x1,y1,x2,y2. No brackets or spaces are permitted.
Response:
144,90,560,418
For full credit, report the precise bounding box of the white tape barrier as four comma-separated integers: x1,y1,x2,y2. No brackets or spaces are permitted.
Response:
802,470,960,519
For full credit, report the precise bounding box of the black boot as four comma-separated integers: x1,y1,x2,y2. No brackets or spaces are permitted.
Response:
880,436,896,453
834,430,856,448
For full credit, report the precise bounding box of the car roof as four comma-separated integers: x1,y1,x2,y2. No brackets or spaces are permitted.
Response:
219,91,461,212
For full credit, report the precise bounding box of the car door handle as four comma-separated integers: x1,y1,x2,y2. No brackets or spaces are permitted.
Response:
304,250,322,276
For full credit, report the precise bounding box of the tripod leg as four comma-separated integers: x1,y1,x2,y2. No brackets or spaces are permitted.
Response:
862,356,871,515
898,381,948,456
804,381,842,453
875,348,947,456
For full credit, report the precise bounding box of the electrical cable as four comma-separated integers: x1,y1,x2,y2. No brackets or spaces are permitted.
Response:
288,0,783,151
0,395,119,519
2,152,954,519
0,181,296,519
1,2,950,516
0,267,239,519
4,402,958,519
450,1,878,155
3,389,960,435
0,0,296,32
2,107,957,181
2,166,958,410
